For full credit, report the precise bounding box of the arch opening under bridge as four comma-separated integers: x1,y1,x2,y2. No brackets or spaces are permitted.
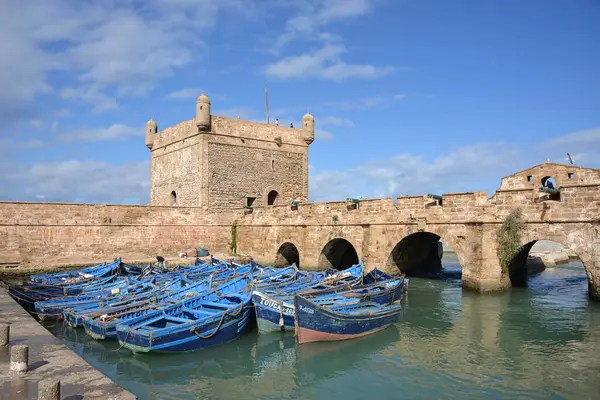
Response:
319,238,360,271
386,232,461,278
507,239,588,292
275,242,300,268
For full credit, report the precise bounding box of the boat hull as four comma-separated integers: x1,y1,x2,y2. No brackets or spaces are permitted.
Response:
116,306,252,353
254,278,405,334
293,295,402,345
253,291,295,332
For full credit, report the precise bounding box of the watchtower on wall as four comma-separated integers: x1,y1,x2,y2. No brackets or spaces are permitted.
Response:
146,94,314,210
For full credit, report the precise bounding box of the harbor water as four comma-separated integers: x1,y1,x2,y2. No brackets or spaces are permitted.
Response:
45,254,600,399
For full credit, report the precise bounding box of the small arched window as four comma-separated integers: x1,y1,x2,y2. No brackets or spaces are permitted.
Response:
540,176,560,201
170,191,177,206
271,160,275,170
267,190,279,206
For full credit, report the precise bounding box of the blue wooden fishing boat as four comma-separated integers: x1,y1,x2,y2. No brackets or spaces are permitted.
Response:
28,258,121,284
34,277,161,320
8,261,122,311
115,280,253,352
293,294,403,344
253,265,298,289
254,276,404,333
253,263,369,333
20,267,120,298
63,278,186,327
82,274,250,339
76,276,215,332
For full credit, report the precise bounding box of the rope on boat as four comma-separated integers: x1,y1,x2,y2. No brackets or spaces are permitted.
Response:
113,328,131,352
189,302,244,340
277,300,285,330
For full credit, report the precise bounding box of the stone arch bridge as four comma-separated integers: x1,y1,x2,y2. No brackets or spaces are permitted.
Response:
237,163,600,300
0,162,598,300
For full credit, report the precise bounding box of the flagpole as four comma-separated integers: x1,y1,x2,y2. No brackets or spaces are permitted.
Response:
265,86,270,124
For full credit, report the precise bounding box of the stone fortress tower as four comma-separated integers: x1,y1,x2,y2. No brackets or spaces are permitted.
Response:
146,93,314,210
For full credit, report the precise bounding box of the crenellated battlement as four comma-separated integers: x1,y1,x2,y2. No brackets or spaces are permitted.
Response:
147,92,313,209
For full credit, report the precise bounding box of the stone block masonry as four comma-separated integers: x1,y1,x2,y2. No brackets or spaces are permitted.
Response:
147,93,312,210
0,202,240,272
9,91,589,298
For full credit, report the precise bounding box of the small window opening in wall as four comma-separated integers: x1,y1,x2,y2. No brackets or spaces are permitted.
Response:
267,190,279,205
271,159,275,170
246,197,256,207
540,176,560,201
170,191,177,206
568,172,574,179
200,106,203,110
527,175,532,182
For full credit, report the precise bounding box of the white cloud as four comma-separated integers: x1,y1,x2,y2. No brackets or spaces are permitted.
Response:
319,116,354,127
266,44,394,81
0,139,46,150
309,170,354,202
315,129,334,140
61,86,118,113
21,140,46,149
213,107,258,120
0,160,150,204
544,128,600,147
61,124,140,142
164,88,203,100
328,96,385,110
28,119,43,128
0,0,247,120
541,127,600,164
274,0,376,50
394,93,408,101
309,142,522,201
55,108,73,118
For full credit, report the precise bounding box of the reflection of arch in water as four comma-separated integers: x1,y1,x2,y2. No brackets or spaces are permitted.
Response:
275,242,300,267
387,232,460,277
399,279,458,335
318,238,360,270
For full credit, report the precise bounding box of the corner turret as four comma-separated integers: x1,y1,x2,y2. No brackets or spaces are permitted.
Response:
302,112,315,145
196,93,211,132
145,117,158,150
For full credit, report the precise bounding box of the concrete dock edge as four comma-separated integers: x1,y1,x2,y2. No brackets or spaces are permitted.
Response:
0,287,137,400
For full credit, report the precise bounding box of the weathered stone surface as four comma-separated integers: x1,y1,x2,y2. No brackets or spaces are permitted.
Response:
0,288,136,399
148,99,311,209
0,324,8,346
10,344,28,373
1,119,600,301
38,379,60,400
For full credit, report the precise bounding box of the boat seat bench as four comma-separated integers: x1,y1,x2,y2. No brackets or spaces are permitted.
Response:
181,307,215,316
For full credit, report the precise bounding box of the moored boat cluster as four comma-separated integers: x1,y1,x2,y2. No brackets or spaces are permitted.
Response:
7,257,408,352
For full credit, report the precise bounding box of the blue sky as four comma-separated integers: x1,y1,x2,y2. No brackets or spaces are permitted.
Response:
1,0,599,204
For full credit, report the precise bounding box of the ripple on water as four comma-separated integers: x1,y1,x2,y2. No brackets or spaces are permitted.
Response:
43,262,600,400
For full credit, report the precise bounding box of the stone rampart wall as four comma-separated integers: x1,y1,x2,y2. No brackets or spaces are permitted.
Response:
0,202,239,269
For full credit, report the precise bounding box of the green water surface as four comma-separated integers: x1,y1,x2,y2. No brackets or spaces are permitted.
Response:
46,255,600,399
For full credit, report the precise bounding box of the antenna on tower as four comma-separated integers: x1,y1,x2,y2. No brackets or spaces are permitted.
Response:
567,153,575,165
265,85,270,124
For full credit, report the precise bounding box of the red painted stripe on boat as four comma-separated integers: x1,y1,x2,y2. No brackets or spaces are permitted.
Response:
296,325,390,344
